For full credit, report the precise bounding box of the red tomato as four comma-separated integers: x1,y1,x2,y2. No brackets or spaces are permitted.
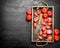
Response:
38,36,43,40
54,28,59,35
47,29,52,34
43,29,47,34
46,25,51,29
42,26,46,31
48,23,52,26
47,17,52,23
43,18,48,23
43,13,48,18
42,7,47,13
39,31,43,35
54,35,59,41
47,35,53,41
26,9,32,15
33,17,38,22
26,15,32,21
36,10,40,15
48,10,52,16
33,23,37,28
42,20,47,25
34,12,38,16
43,33,47,38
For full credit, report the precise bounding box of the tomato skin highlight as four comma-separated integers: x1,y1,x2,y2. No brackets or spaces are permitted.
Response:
48,10,52,16
42,20,47,26
54,28,59,35
26,15,32,21
42,7,47,13
26,9,32,15
47,29,52,35
33,17,38,22
54,35,59,41
34,12,38,16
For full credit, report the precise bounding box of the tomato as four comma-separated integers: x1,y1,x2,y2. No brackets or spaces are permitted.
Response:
47,29,52,34
43,13,48,18
48,10,52,16
43,29,47,34
33,23,37,28
54,28,59,35
47,17,52,23
42,7,47,13
48,23,52,26
26,15,32,21
46,25,51,29
38,36,43,40
42,26,46,31
43,33,47,38
42,20,47,25
54,35,59,41
39,31,43,35
34,12,38,16
33,17,38,22
47,35,53,41
43,18,48,23
36,10,40,15
26,9,32,15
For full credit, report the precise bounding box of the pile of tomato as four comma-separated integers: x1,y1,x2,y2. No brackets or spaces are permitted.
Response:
26,8,60,42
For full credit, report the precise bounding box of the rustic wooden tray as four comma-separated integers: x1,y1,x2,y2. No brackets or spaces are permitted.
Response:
31,6,54,42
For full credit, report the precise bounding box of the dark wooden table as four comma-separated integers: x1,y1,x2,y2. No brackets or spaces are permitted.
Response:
0,0,60,48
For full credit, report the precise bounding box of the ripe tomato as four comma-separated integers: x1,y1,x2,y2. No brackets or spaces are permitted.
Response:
43,13,48,18
33,17,38,22
39,31,43,35
33,23,37,28
43,33,47,38
54,35,59,41
47,35,53,41
47,29,52,34
43,18,48,23
38,36,43,40
34,12,38,16
47,17,52,23
26,15,32,21
48,23,52,26
42,7,47,13
46,25,51,29
54,28,59,35
26,9,32,15
42,20,47,25
42,26,46,31
43,29,47,34
48,10,52,16
36,10,40,15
